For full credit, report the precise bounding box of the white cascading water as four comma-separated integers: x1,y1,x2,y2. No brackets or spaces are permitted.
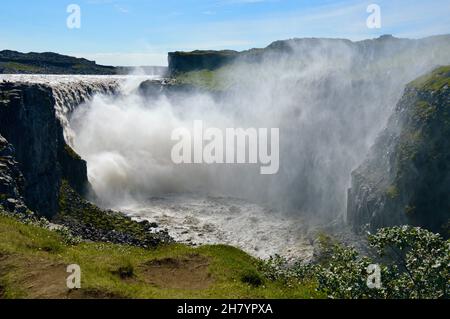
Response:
0,74,120,143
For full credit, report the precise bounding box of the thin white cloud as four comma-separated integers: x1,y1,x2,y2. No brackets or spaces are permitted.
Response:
114,4,129,14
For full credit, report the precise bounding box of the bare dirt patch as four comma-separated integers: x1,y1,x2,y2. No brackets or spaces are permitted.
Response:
0,254,124,299
140,253,214,290
20,259,70,298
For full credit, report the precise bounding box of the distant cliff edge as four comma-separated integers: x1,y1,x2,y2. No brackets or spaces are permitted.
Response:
168,35,450,75
0,50,167,75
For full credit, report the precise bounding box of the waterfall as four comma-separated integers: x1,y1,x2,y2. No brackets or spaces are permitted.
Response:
0,74,157,146
51,80,119,145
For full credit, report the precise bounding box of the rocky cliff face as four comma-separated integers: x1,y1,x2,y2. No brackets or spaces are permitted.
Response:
168,50,239,74
0,134,29,215
347,66,450,236
0,82,90,218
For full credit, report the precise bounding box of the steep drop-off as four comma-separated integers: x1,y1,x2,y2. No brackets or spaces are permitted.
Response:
0,135,28,215
0,82,90,218
347,66,450,235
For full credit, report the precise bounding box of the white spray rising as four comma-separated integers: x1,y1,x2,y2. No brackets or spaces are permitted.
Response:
70,36,450,224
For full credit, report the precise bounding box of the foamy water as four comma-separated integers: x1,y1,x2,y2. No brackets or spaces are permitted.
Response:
120,194,314,261
0,74,159,84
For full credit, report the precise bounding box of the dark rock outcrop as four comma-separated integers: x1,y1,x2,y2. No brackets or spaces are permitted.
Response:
168,50,239,74
55,181,172,248
0,82,90,218
347,66,450,236
0,134,29,215
138,78,216,97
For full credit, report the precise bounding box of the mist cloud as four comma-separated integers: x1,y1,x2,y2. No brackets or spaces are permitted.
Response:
71,37,450,222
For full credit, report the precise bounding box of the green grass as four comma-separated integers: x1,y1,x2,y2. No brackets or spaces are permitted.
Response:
408,65,450,92
173,68,231,91
1,62,42,73
0,212,323,299
63,144,82,160
385,185,399,199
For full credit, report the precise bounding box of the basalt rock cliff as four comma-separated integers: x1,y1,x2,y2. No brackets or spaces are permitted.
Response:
0,135,28,215
0,82,90,218
347,66,450,236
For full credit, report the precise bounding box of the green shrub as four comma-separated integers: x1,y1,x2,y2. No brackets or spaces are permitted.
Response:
260,226,449,299
54,226,82,245
240,269,264,287
113,263,135,279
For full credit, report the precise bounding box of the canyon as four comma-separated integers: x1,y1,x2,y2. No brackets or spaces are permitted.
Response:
1,35,450,262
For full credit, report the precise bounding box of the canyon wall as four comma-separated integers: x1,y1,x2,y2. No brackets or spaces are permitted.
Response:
347,66,450,236
0,82,90,218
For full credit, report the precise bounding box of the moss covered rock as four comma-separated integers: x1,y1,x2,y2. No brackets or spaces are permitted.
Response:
55,181,172,248
348,66,450,236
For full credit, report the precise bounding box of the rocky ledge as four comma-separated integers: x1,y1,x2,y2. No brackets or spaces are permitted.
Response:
55,181,172,248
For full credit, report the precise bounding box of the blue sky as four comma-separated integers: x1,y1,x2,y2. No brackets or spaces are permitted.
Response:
0,0,449,66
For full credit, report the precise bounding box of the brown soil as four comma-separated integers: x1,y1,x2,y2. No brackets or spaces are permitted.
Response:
0,251,214,298
0,253,124,299
139,253,214,290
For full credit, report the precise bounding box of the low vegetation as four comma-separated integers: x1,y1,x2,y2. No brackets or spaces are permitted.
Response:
0,209,323,299
173,68,231,91
55,181,171,248
3,201,447,299
408,65,450,92
260,226,449,299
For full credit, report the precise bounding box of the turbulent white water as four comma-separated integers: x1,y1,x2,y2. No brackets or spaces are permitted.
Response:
121,194,314,260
